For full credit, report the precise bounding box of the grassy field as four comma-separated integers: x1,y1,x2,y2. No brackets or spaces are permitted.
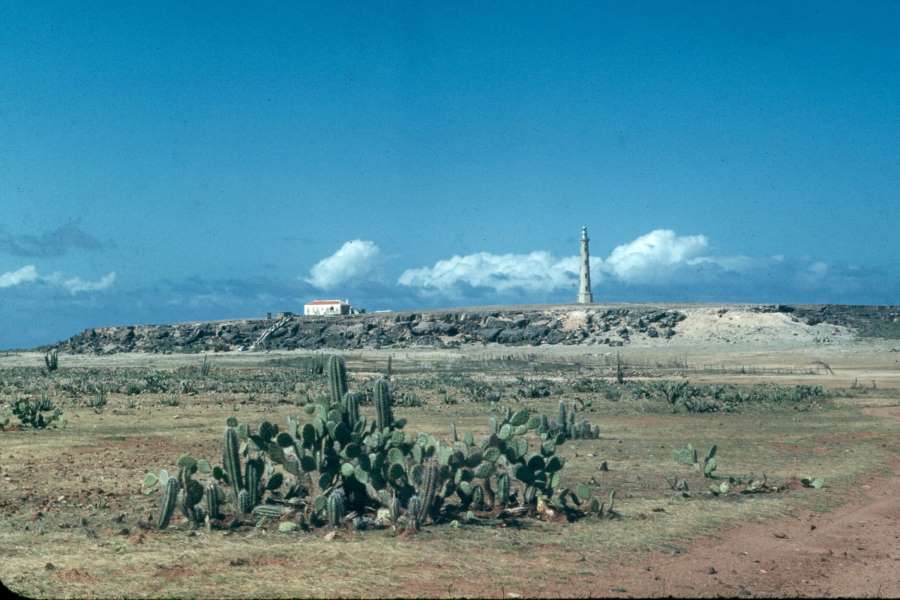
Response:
1,349,899,598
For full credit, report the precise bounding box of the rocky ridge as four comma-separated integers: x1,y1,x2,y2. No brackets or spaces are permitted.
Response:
54,306,687,354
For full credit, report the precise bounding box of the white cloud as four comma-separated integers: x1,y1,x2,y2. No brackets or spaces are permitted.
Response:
0,265,39,288
605,229,709,283
57,272,117,294
306,240,381,289
0,265,116,294
398,251,604,295
398,228,768,296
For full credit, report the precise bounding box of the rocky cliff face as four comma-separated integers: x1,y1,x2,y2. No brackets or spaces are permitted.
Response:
54,306,687,354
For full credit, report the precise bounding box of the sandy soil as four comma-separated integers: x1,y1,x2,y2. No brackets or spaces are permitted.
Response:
671,307,854,346
598,404,900,598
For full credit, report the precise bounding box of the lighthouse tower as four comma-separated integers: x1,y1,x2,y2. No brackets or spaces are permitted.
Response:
577,226,594,304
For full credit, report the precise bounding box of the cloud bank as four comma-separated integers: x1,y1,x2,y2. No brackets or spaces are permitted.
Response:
397,229,716,295
397,228,876,304
398,251,586,295
306,240,382,289
0,265,39,288
0,265,116,294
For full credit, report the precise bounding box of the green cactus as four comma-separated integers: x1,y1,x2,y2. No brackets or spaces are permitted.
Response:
141,360,595,533
374,378,393,431
416,460,441,525
327,489,345,527
327,355,348,406
703,445,718,478
252,504,288,519
342,392,361,430
558,401,567,432
406,495,423,530
44,349,59,372
157,477,179,530
245,458,263,507
471,484,485,511
205,481,222,520
238,489,252,514
11,395,63,429
496,472,510,507
223,423,243,499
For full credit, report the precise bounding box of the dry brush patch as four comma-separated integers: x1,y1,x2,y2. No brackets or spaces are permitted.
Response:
1,354,899,598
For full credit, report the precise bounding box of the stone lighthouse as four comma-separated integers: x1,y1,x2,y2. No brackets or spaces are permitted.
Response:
577,226,594,304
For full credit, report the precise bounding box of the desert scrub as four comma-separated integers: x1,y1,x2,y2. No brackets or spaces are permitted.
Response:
10,394,64,429
567,379,826,413
142,356,610,533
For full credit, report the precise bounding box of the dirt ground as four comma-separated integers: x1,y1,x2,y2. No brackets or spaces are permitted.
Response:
2,325,900,598
605,409,900,598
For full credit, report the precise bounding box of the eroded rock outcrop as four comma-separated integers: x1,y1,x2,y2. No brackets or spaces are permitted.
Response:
54,306,688,354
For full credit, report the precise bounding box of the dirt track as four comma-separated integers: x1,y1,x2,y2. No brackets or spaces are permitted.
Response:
606,405,900,598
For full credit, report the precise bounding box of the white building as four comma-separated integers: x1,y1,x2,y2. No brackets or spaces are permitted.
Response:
303,299,351,316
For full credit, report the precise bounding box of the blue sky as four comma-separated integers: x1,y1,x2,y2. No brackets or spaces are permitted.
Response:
1,1,898,348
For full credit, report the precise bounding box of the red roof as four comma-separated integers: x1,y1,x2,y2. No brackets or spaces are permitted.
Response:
305,300,347,305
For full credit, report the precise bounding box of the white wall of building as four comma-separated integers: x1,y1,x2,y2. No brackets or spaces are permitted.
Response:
303,301,350,316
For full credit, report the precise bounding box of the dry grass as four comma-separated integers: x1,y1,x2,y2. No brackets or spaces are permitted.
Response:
1,351,899,598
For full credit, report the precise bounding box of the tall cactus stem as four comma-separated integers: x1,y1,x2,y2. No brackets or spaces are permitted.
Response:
327,355,348,406
156,478,179,530
374,378,393,431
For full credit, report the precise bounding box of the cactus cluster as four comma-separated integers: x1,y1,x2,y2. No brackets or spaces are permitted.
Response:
11,394,64,429
143,454,215,529
142,356,608,531
44,349,59,373
673,443,717,478
536,401,600,440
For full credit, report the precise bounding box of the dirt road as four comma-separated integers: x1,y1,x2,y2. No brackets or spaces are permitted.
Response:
607,405,900,598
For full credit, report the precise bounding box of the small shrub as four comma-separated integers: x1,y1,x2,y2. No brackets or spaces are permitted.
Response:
160,395,180,407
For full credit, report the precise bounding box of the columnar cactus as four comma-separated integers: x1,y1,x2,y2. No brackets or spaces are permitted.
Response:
327,355,348,406
496,472,510,508
471,485,485,511
205,481,221,520
327,489,345,527
142,361,597,534
406,495,423,530
245,458,263,507
374,378,393,431
238,489,252,514
417,460,440,524
342,392,360,430
558,401,567,433
223,423,243,501
157,477,179,530
44,349,59,372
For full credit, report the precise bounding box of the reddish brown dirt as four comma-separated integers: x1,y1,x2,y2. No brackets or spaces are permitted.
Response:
601,405,900,598
604,462,900,597
395,406,900,598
